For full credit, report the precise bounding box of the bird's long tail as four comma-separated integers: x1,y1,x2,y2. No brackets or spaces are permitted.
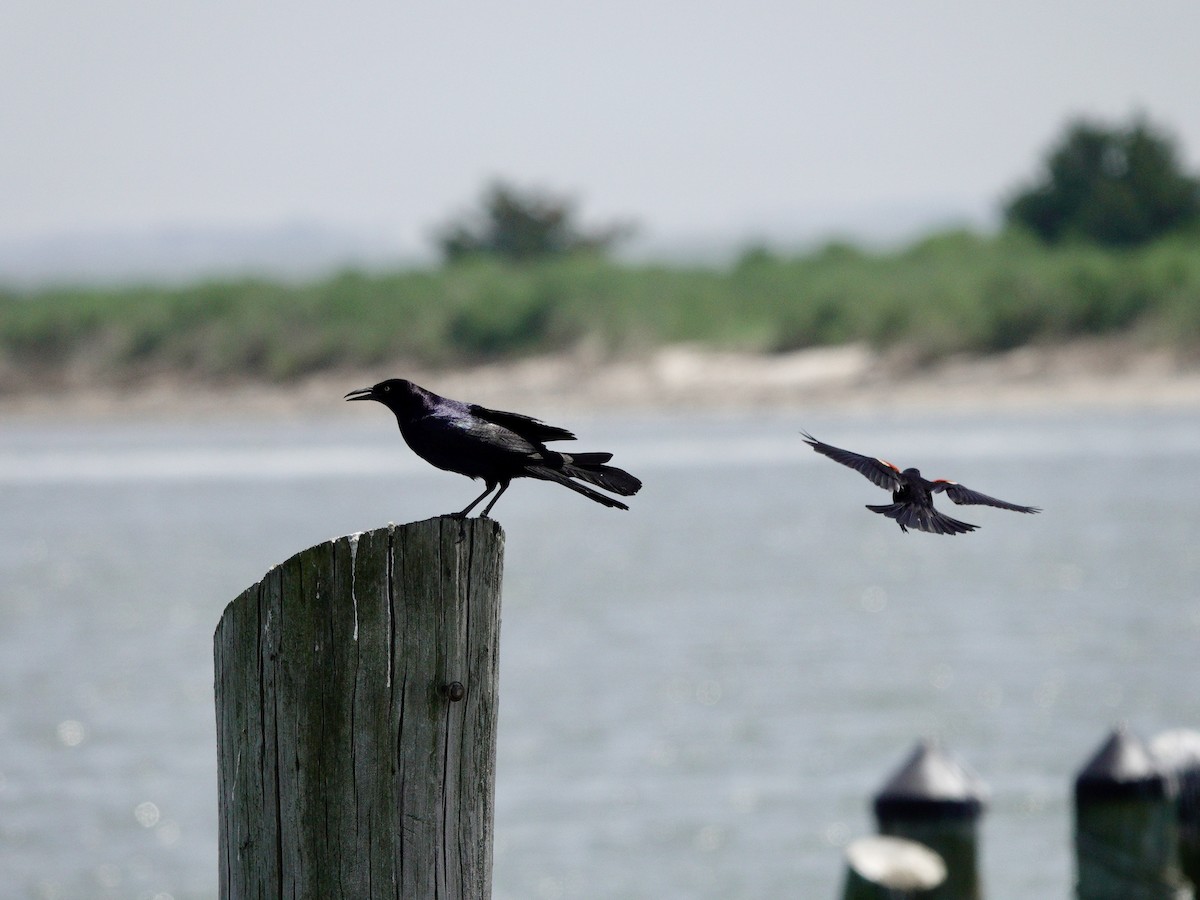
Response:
866,502,977,535
559,453,638,496
525,465,633,509
522,451,641,509
556,453,643,497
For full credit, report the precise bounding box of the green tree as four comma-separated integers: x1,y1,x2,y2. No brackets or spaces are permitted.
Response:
1005,116,1200,246
436,181,631,263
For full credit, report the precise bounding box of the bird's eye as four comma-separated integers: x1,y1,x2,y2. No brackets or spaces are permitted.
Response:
382,385,390,392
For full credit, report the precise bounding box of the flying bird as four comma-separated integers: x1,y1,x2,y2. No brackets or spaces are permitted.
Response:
345,379,641,518
801,431,1040,535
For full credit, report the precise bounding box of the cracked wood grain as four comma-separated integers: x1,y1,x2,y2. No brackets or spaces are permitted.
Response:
215,517,504,899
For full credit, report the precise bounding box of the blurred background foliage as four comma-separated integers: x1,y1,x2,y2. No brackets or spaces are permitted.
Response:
2,114,1198,388
435,180,634,263
1005,115,1200,247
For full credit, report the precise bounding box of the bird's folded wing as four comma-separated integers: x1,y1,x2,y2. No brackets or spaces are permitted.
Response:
934,481,1041,513
469,405,576,443
802,432,902,490
448,417,547,458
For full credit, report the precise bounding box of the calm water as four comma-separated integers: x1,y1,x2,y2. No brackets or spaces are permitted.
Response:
1,406,1198,899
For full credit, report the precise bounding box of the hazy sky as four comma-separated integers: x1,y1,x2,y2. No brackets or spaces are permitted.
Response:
4,1,1199,252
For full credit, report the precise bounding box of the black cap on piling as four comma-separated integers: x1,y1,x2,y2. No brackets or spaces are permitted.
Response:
873,739,987,823
1075,725,1169,803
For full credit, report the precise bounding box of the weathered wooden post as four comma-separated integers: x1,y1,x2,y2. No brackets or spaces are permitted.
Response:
1152,729,1200,892
1074,725,1191,899
872,740,987,900
214,517,504,899
841,835,947,899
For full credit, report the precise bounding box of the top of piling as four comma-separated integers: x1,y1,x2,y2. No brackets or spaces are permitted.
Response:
1076,725,1170,802
873,739,987,822
1150,729,1200,773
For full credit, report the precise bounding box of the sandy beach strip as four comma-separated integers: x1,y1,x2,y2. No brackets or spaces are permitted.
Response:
2,338,1199,423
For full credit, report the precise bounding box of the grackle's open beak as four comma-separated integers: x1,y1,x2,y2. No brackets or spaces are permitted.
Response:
343,387,375,402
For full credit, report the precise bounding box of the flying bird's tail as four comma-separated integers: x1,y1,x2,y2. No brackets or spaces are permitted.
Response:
866,502,977,535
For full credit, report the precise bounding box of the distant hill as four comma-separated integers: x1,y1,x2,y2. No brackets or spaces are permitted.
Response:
0,201,991,287
0,222,418,287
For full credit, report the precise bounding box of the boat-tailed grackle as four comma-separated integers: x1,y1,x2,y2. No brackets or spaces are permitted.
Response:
346,378,641,518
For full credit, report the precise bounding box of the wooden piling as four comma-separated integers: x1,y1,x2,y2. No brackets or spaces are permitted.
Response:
1151,729,1200,892
841,835,947,899
1074,725,1190,900
214,517,504,899
872,740,986,900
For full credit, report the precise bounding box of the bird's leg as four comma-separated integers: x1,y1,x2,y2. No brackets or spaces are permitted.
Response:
479,481,511,518
455,482,497,518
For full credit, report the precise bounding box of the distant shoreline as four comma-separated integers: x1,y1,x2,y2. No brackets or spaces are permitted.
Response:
4,337,1199,423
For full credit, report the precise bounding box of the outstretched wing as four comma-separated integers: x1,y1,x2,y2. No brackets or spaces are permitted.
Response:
932,480,1041,513
801,431,902,491
469,405,576,444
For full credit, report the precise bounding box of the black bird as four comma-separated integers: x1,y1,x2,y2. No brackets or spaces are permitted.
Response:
345,378,641,518
801,431,1040,535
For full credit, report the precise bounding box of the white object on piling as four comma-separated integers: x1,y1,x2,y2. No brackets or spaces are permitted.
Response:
842,835,946,898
